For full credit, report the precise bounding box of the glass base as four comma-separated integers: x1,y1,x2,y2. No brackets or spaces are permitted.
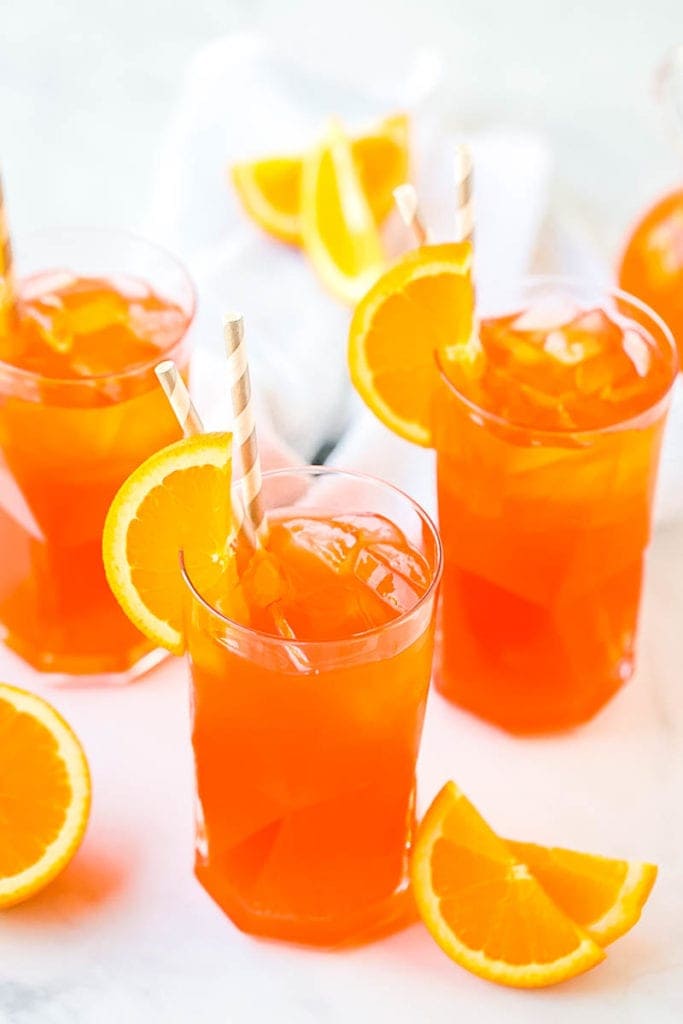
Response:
0,633,170,685
195,860,418,948
435,653,633,734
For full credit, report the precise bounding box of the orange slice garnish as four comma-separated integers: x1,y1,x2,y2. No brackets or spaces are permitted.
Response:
0,684,90,909
348,243,474,445
102,433,234,654
230,113,408,246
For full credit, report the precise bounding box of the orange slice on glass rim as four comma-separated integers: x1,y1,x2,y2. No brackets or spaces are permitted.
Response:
230,113,409,246
348,243,475,445
102,433,234,655
0,684,90,909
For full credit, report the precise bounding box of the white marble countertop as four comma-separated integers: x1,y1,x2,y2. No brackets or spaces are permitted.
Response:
1,519,682,1023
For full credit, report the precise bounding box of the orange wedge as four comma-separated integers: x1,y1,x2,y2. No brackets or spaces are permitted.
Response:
232,155,303,245
412,782,606,988
506,839,657,947
348,243,475,445
300,119,386,305
230,114,409,246
103,433,234,655
0,684,90,909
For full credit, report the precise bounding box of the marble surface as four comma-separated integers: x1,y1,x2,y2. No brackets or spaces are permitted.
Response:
1,518,682,1023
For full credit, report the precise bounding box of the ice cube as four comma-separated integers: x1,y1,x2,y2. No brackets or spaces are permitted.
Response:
332,513,403,546
68,293,129,335
573,308,613,334
283,516,359,573
240,550,288,609
543,329,588,365
23,299,73,354
621,328,651,377
366,542,430,590
575,356,614,396
19,271,77,302
353,543,426,615
108,273,152,301
128,304,187,347
512,296,580,332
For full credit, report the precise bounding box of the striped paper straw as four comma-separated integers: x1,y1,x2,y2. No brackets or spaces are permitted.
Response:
454,143,482,359
155,360,204,437
223,312,309,663
156,344,305,663
223,312,267,546
393,183,429,246
454,143,475,245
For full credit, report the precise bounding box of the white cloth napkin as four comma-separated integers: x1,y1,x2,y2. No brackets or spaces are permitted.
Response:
145,31,682,525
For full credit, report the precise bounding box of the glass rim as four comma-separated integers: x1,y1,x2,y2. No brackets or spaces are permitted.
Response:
180,464,443,651
436,275,680,440
0,225,197,388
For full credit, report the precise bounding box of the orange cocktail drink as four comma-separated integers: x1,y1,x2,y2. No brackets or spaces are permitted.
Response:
183,467,442,946
0,229,194,676
435,279,678,733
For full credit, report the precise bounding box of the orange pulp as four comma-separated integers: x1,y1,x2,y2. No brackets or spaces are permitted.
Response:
185,510,438,946
435,298,676,732
0,271,191,674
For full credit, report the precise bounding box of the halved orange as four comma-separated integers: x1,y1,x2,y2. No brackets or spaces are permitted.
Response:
300,119,386,306
230,114,409,246
348,243,475,445
103,433,234,655
412,782,605,988
618,188,683,361
506,839,657,947
0,684,90,909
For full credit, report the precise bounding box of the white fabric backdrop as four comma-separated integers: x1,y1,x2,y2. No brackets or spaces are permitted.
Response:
145,32,683,523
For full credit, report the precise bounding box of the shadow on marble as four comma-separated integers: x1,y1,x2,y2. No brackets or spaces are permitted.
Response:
3,840,133,927
368,906,676,1002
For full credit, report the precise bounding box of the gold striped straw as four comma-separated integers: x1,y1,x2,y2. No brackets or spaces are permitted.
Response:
454,143,475,246
155,360,204,437
155,350,306,664
223,313,308,663
223,312,267,547
393,183,429,246
454,142,482,362
0,177,15,333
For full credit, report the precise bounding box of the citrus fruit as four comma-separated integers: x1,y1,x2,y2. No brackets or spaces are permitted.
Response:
0,684,90,909
300,119,385,305
507,839,657,947
102,432,234,655
348,243,475,445
230,114,409,246
618,188,683,361
352,113,410,224
411,782,605,988
232,155,302,245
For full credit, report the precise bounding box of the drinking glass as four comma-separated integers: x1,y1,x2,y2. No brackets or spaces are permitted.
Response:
182,467,442,946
